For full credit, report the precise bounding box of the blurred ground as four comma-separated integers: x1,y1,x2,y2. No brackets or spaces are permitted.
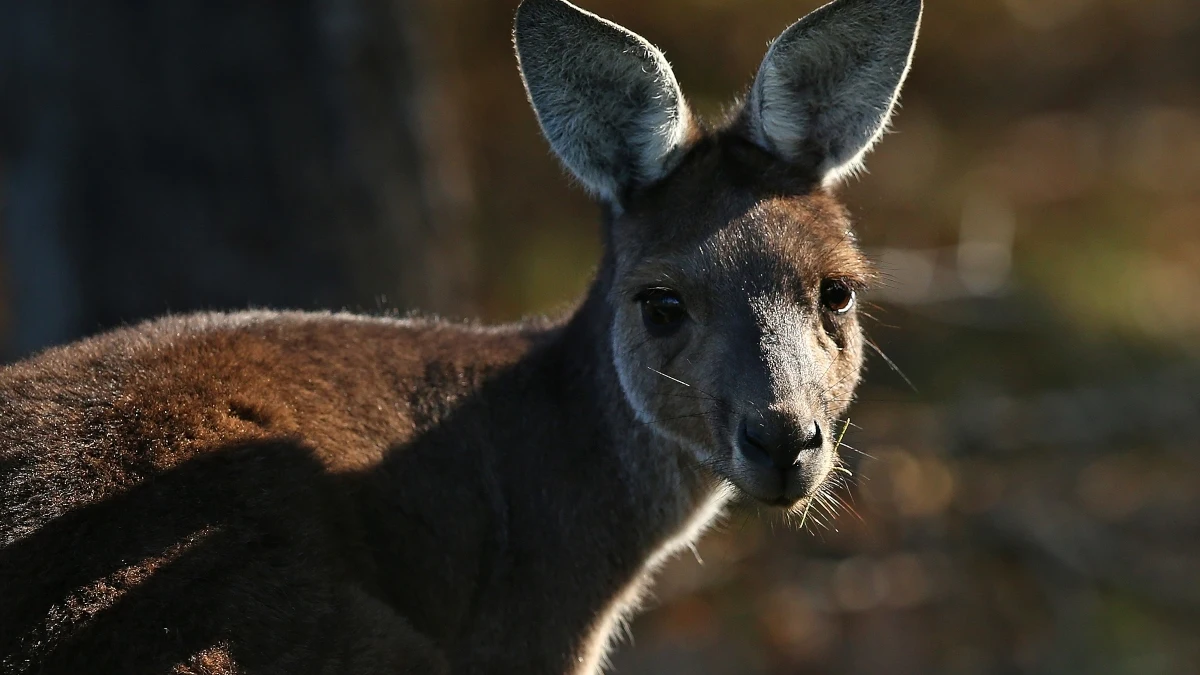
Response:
2,0,1199,673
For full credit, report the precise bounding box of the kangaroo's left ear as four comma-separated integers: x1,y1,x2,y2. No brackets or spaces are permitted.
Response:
744,0,923,186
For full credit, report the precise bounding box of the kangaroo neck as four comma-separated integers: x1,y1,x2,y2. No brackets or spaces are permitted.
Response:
549,251,696,503
448,257,725,672
553,244,719,515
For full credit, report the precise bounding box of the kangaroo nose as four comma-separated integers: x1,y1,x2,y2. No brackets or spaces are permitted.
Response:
738,413,823,471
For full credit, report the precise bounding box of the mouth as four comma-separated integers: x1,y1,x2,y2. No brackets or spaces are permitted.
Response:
724,466,812,508
722,445,834,509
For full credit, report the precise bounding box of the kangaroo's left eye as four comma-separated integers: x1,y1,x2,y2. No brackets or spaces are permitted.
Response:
820,279,856,314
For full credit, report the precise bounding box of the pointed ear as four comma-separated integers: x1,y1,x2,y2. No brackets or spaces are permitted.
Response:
744,0,922,185
514,0,693,205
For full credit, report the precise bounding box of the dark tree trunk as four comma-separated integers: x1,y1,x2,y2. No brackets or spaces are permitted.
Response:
0,0,472,360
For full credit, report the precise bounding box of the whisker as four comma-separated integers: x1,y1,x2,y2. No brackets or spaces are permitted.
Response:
820,367,858,399
833,492,864,523
830,419,876,460
865,338,917,394
647,391,730,407
835,442,875,460
646,366,693,390
645,366,729,407
859,312,901,330
632,411,722,427
816,487,844,514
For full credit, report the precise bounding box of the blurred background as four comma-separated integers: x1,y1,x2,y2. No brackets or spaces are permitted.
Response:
1,0,1198,673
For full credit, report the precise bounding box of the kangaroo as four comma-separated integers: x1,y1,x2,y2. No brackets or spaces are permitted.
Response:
0,0,922,673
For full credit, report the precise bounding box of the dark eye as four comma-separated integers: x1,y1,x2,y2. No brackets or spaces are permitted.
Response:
636,288,687,337
820,278,856,314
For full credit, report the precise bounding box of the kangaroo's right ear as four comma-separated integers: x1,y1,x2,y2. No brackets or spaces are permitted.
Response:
514,0,694,206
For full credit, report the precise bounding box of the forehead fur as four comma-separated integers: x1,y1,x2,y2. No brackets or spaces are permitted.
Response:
614,131,873,293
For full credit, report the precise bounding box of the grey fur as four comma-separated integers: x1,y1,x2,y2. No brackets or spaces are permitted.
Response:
746,0,923,184
514,0,693,204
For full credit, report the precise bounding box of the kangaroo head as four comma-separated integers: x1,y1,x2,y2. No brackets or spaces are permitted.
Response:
515,0,921,508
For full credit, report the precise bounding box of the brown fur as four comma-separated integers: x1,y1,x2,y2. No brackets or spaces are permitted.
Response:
0,0,922,672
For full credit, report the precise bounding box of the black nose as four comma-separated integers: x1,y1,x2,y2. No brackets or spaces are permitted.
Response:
738,413,823,471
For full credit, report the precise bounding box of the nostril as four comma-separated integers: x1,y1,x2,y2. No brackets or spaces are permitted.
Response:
738,418,774,468
739,415,825,471
799,420,823,450
742,418,767,449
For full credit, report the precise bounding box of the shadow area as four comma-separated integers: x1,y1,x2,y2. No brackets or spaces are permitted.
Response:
0,439,376,675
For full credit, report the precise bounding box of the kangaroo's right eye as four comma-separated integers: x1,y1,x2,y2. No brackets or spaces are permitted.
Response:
636,288,687,337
